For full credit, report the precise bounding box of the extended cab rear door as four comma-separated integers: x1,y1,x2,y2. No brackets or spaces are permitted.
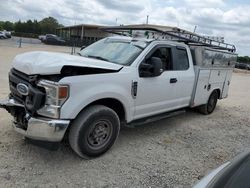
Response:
171,46,195,108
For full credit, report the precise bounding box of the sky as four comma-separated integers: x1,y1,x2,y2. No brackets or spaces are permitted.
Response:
0,0,250,56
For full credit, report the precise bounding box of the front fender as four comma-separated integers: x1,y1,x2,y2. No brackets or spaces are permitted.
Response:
60,83,134,122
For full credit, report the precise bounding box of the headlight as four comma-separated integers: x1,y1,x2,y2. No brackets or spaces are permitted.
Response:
37,80,69,118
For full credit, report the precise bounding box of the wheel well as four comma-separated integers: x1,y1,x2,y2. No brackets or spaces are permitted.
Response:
85,98,126,121
214,89,221,99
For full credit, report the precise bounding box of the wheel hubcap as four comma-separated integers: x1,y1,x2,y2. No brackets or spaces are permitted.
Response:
87,120,112,149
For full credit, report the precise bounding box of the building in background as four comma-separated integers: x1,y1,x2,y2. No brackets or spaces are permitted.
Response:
56,24,110,46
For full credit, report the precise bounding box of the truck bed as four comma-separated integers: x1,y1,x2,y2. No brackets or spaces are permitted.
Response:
190,46,236,107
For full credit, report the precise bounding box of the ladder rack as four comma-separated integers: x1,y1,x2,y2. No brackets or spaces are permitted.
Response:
100,25,236,53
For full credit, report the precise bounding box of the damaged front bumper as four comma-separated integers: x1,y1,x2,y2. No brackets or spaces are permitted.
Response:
0,98,70,142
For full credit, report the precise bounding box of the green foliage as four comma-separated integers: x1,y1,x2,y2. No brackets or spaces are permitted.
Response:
0,17,63,35
0,21,14,31
39,17,60,34
14,20,23,32
237,56,250,64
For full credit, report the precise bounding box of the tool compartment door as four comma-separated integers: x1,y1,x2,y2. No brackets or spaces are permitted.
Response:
222,70,233,98
193,69,210,106
209,69,227,84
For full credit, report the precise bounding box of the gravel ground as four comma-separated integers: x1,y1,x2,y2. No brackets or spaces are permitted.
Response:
0,39,250,188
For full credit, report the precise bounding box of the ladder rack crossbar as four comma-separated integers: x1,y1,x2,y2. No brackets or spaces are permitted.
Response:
101,26,236,52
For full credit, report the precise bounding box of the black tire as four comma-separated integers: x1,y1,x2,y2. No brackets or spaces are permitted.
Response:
69,105,120,159
199,90,218,115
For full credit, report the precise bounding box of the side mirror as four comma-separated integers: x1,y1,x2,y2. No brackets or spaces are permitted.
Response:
139,57,163,77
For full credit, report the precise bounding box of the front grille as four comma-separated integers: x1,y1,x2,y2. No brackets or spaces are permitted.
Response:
11,68,30,82
9,69,30,104
9,68,45,114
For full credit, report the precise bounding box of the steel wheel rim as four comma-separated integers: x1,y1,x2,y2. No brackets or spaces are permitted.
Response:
87,119,113,150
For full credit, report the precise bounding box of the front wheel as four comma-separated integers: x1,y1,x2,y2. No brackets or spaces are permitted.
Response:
198,90,218,115
69,105,120,159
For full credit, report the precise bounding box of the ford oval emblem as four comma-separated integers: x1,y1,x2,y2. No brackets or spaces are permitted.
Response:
17,83,29,96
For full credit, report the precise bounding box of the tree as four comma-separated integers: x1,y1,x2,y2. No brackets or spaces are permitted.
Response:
33,20,41,34
0,21,14,31
237,56,250,64
0,21,3,30
25,20,34,33
14,20,23,32
1,17,63,35
39,17,61,34
3,21,14,31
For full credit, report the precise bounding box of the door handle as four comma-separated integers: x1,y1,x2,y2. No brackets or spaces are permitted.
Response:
170,78,178,83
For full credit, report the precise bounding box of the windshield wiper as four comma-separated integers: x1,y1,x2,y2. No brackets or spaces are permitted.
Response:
86,55,110,62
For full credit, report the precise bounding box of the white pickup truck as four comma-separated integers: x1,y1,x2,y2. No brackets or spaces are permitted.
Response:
0,27,237,158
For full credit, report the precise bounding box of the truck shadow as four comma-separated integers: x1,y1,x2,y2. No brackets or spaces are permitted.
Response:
16,107,221,163
118,109,202,140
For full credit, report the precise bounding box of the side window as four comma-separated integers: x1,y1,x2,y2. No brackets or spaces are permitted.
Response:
173,48,189,70
143,46,189,73
150,47,172,71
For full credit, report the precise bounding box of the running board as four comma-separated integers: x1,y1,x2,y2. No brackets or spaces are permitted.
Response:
125,109,186,128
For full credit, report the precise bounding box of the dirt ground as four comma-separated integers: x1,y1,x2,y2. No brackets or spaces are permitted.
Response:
0,38,250,188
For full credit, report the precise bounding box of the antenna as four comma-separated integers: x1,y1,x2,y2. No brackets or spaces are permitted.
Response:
146,15,149,24
193,25,197,33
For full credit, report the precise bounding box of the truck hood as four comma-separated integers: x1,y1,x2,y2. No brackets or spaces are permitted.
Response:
12,51,123,75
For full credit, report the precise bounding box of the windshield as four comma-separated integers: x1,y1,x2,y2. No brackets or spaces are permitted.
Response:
79,38,148,65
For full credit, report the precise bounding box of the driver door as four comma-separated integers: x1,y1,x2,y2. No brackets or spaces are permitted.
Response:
134,45,179,120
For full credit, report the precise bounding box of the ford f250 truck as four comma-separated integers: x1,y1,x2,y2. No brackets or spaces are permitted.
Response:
0,26,237,158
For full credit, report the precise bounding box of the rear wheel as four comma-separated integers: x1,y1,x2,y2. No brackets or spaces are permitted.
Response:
199,90,218,115
69,105,120,159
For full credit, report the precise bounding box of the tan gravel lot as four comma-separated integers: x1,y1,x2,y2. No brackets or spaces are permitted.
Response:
0,38,250,188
